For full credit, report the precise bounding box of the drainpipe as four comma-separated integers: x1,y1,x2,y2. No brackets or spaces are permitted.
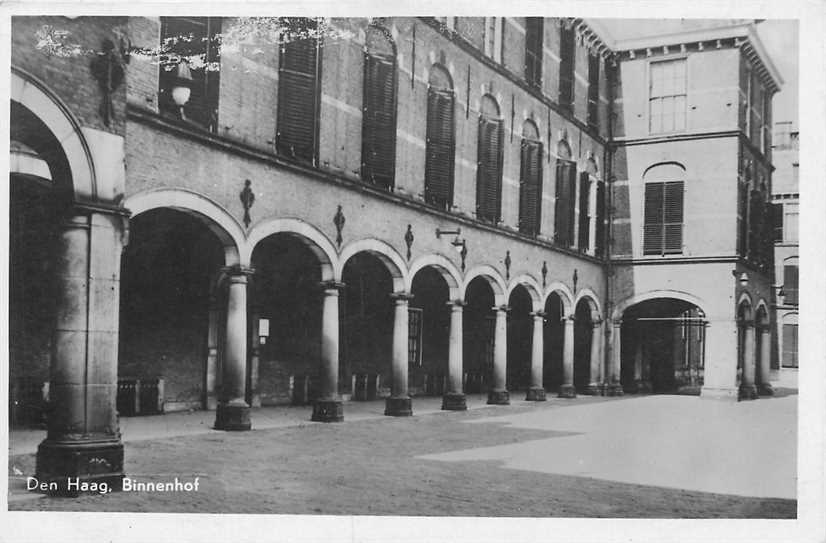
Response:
602,54,617,394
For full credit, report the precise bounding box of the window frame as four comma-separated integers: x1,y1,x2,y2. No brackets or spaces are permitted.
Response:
524,17,544,88
483,17,503,63
647,56,688,135
558,22,576,113
517,128,543,237
642,180,685,256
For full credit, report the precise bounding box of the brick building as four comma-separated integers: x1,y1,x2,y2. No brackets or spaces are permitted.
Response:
8,16,782,490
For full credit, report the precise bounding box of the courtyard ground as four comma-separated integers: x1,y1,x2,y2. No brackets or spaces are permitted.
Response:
7,392,796,517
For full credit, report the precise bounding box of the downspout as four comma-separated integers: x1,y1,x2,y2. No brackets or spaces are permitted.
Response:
602,54,617,394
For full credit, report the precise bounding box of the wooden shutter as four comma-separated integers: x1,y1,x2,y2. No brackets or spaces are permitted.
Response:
663,181,684,254
578,173,591,250
476,116,504,223
424,89,456,209
748,189,762,261
277,24,319,163
782,323,798,368
784,265,798,306
519,139,543,236
772,202,784,242
362,53,397,190
524,18,543,87
554,160,575,246
587,54,600,127
643,182,665,255
558,25,575,111
595,181,606,256
737,182,748,255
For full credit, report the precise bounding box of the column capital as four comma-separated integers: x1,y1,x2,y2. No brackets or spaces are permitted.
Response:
74,200,132,218
223,265,255,277
564,314,576,323
737,318,756,329
391,291,415,302
591,317,604,328
530,310,546,319
320,280,346,292
493,304,510,313
447,299,466,308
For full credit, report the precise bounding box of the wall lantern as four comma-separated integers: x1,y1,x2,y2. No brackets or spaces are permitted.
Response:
732,270,749,288
170,62,194,114
259,318,270,345
436,227,468,271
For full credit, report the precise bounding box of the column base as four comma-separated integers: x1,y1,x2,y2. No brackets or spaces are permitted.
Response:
311,399,344,422
604,383,624,397
385,396,413,416
700,386,738,400
582,384,600,396
738,384,759,401
525,387,547,401
758,383,775,396
558,384,577,398
487,389,510,405
214,402,252,430
35,438,124,497
442,392,467,411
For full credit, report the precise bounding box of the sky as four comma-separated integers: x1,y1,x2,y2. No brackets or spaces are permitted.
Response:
595,19,799,127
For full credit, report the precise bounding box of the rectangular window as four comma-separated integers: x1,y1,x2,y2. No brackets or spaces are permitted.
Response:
558,23,575,113
554,161,576,246
771,202,784,242
587,53,600,128
524,18,543,87
594,181,606,257
476,117,505,223
783,265,799,306
782,323,798,368
737,182,748,256
424,88,456,210
518,139,543,236
159,17,221,131
649,59,687,134
361,40,397,190
276,18,320,164
483,17,502,62
784,204,799,243
578,173,591,251
643,181,684,255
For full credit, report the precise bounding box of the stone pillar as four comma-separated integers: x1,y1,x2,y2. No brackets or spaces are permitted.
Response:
738,321,758,400
758,325,774,396
700,317,739,399
605,320,624,396
36,207,127,495
443,299,468,410
585,319,602,395
386,292,413,416
558,315,576,398
247,307,261,408
204,297,221,410
313,281,345,422
215,266,253,430
526,311,546,401
487,305,510,405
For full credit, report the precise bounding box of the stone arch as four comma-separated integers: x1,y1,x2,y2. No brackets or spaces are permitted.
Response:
755,299,770,325
428,63,453,90
461,265,507,305
542,281,574,316
506,274,543,311
11,67,96,201
574,288,603,321
338,238,407,292
480,94,501,118
557,139,572,160
124,188,244,267
643,161,685,182
522,118,540,141
737,292,754,322
245,217,337,280
408,254,462,299
613,289,707,322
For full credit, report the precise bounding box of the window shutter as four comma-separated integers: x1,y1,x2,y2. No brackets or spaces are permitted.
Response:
554,160,575,246
771,202,784,242
782,324,798,368
524,18,543,87
519,139,542,236
476,116,503,223
595,181,606,256
277,30,319,163
362,53,397,190
748,189,762,261
587,54,600,127
784,265,798,306
643,182,665,255
663,181,684,253
424,89,456,209
578,173,591,250
558,25,575,111
737,182,748,255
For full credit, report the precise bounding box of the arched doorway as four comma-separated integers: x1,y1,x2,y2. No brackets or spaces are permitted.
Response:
573,299,593,393
341,253,394,401
410,267,450,397
620,297,706,395
250,234,325,406
543,292,566,393
506,285,533,393
463,277,496,395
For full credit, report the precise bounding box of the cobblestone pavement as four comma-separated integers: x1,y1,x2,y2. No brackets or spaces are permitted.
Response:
8,393,796,517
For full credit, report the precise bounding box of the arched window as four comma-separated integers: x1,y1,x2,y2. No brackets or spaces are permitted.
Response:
642,162,685,255
518,120,543,236
554,139,576,247
476,95,504,223
578,156,599,251
424,65,455,210
361,26,397,190
781,312,798,368
276,17,321,164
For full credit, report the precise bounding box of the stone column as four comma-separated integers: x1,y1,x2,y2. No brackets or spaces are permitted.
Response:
247,306,261,408
585,319,602,395
758,325,774,396
312,281,345,422
215,266,253,430
526,311,547,400
738,321,758,400
487,305,510,405
605,320,624,396
558,315,577,398
204,296,221,410
36,207,127,494
443,299,468,410
386,292,413,416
